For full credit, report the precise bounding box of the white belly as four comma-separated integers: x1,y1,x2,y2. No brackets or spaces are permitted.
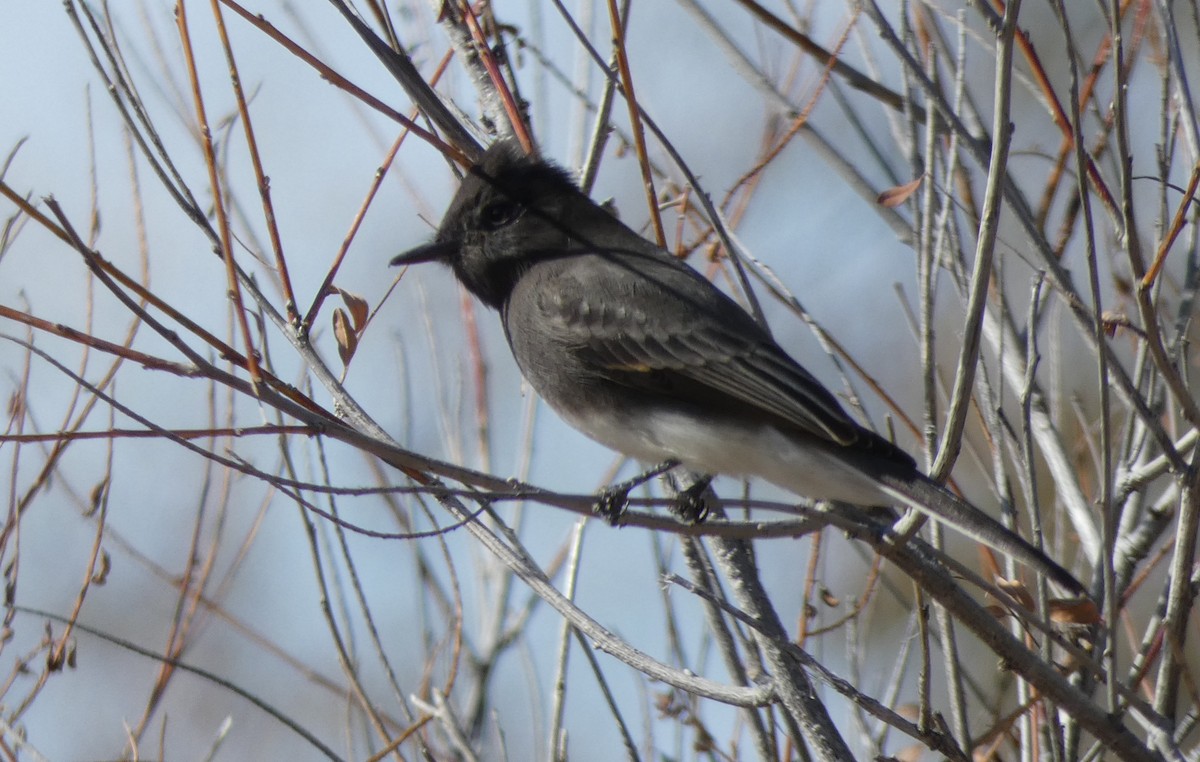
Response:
562,404,891,506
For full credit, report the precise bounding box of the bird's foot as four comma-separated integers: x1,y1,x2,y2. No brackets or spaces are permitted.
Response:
594,460,680,526
594,486,629,525
672,476,713,524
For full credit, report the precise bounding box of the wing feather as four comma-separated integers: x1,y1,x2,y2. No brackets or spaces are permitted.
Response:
540,251,862,445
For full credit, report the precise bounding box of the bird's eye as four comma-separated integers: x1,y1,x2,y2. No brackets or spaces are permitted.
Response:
479,200,523,230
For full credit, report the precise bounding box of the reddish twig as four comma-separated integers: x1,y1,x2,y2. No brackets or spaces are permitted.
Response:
209,0,298,325
606,0,665,247
176,0,262,389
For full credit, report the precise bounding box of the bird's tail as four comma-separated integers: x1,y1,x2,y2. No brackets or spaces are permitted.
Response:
875,472,1087,598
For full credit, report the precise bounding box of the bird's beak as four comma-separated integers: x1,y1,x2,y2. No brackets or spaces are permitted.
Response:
390,240,455,267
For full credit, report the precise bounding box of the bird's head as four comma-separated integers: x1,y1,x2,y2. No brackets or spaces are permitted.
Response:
392,139,587,309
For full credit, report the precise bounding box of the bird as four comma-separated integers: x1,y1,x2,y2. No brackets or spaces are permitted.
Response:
391,138,1085,597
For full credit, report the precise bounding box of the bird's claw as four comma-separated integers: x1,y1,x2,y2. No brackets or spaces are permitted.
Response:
672,476,713,523
594,486,630,526
595,460,681,525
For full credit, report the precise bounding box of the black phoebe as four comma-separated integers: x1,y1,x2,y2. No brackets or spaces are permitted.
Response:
392,140,1084,596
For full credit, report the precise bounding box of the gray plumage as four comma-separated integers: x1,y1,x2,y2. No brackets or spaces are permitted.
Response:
393,140,1084,597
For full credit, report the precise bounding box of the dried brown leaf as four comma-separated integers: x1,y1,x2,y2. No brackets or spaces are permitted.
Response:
86,478,108,517
333,308,358,366
336,288,370,333
877,177,923,208
1049,597,1102,626
91,550,110,585
995,578,1035,610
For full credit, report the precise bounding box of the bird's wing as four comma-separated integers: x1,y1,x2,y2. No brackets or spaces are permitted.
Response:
538,251,863,446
